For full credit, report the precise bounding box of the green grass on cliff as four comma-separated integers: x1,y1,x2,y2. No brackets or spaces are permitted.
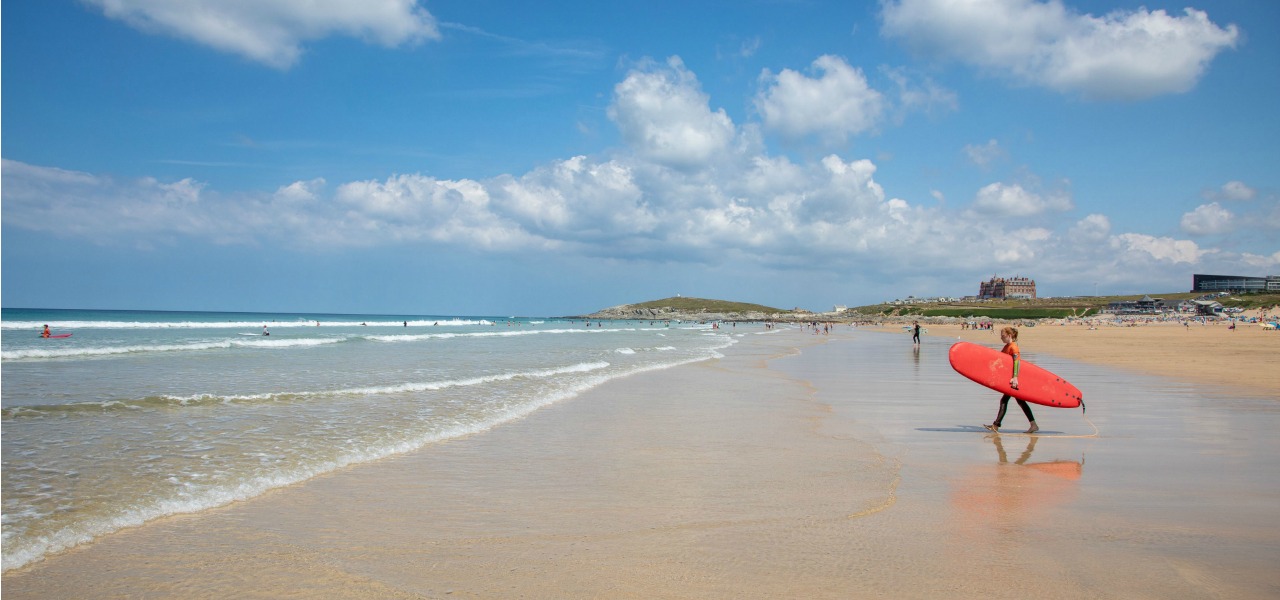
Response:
625,297,787,314
848,291,1280,319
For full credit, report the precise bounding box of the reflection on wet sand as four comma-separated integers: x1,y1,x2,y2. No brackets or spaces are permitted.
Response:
949,435,1084,541
942,435,1087,586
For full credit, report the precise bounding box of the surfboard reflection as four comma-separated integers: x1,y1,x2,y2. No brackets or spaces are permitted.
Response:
949,435,1085,539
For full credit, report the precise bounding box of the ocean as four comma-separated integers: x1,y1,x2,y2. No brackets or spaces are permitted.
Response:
0,307,743,571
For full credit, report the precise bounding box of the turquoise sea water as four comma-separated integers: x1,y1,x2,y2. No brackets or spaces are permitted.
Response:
1,307,744,571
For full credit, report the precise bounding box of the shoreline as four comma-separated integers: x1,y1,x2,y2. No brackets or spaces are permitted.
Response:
4,326,1278,598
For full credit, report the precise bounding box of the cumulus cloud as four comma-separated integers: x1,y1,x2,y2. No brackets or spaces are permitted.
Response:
608,57,736,169
1203,180,1256,202
83,0,440,68
491,156,656,243
880,0,1239,100
1114,233,1205,264
755,55,886,143
1069,213,1110,241
971,182,1073,217
1180,202,1235,236
330,174,555,250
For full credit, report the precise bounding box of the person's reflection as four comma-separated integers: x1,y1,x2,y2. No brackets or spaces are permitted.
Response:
943,436,1086,589
950,435,1085,540
992,433,1037,465
992,434,1084,480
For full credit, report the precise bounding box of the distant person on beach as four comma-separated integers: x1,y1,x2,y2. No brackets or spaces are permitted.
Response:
984,326,1038,434
912,321,921,345
42,324,51,338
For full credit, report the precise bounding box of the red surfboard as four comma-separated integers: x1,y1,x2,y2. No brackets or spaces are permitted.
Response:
41,333,73,339
948,341,1082,409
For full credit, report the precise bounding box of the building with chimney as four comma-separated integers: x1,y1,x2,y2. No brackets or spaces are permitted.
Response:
979,275,1036,299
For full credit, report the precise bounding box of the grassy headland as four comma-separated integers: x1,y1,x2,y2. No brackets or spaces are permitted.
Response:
581,291,1280,322
620,297,788,314
575,297,794,321
847,291,1280,320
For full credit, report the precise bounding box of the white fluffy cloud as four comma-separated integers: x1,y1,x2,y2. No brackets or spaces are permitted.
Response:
1069,214,1111,241
84,0,440,68
331,174,552,250
1204,180,1257,202
880,0,1239,100
1180,202,1235,236
971,182,1073,217
608,57,736,169
754,55,886,143
1115,233,1206,264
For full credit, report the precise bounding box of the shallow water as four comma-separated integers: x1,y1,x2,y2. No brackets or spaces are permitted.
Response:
1,308,736,571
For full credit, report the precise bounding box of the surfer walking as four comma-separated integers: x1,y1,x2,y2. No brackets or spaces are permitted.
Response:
911,321,921,346
984,326,1039,434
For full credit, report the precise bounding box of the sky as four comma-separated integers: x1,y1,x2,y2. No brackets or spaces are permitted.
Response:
2,0,1277,316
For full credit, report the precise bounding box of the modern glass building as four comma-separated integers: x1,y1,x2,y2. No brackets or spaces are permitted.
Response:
1192,274,1280,292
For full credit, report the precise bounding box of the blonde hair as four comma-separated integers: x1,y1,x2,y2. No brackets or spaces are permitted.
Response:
1001,326,1019,341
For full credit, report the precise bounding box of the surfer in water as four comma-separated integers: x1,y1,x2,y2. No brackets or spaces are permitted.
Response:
984,326,1039,434
42,324,51,338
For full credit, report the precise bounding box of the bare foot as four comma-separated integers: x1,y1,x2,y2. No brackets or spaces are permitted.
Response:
983,424,999,433
1025,423,1039,434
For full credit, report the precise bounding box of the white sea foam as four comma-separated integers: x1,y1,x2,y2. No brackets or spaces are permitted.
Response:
1,337,344,361
0,318,495,331
362,327,596,343
3,362,617,416
0,308,739,573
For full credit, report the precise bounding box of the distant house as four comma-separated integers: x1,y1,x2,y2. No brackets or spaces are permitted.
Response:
1105,295,1170,315
1193,300,1224,316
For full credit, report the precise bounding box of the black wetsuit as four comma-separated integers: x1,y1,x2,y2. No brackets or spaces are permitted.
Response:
994,394,1035,427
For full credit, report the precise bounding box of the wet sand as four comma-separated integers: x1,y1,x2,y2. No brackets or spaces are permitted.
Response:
4,327,1278,598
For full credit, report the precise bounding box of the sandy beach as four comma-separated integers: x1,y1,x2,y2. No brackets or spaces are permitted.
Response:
4,324,1278,598
898,319,1280,396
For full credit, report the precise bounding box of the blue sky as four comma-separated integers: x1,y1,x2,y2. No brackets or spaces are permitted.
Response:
3,0,1277,316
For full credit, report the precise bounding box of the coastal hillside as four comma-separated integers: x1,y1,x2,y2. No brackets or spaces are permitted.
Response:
575,290,1280,323
848,291,1280,319
575,297,795,321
